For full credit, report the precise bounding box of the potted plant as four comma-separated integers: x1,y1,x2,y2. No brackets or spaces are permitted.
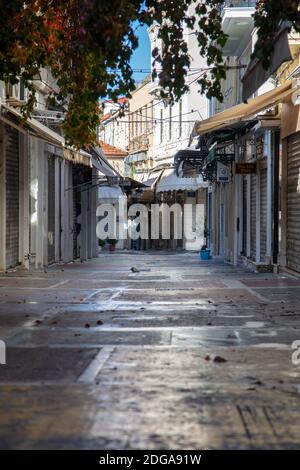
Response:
98,239,106,251
107,238,118,252
199,244,211,260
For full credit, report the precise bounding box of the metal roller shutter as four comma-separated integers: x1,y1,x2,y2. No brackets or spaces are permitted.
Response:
242,176,247,255
5,125,19,268
260,167,268,262
250,175,256,260
72,165,81,260
47,156,55,264
287,133,300,272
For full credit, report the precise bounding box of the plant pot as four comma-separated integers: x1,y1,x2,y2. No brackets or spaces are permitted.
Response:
200,249,211,260
109,244,116,252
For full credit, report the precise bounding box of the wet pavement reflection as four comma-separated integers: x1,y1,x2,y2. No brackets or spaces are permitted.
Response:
0,251,300,449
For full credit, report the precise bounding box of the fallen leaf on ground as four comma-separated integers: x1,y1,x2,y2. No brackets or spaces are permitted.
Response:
213,356,227,363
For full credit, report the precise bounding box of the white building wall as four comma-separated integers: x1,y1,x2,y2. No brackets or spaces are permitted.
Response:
99,101,129,151
148,15,209,166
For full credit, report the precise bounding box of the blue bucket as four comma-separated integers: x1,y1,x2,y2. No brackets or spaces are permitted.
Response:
200,249,211,260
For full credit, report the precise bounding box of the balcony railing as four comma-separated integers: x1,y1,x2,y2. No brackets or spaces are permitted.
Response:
222,0,256,7
128,134,149,153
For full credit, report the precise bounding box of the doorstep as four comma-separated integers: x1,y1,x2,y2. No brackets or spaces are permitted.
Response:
241,256,274,273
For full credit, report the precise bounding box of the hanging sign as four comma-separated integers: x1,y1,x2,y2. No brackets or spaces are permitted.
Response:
217,162,231,183
235,162,257,175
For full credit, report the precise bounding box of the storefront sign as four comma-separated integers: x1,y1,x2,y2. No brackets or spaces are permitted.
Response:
235,162,257,175
217,162,231,183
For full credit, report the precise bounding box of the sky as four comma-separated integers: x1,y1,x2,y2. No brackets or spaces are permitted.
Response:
130,23,151,84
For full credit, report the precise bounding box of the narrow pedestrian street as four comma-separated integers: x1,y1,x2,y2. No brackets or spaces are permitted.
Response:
0,252,300,449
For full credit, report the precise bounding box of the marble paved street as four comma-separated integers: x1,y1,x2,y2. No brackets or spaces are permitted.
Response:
1,251,300,449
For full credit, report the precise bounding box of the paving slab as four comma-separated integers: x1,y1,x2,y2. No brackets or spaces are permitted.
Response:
0,348,99,383
7,328,172,347
0,251,300,449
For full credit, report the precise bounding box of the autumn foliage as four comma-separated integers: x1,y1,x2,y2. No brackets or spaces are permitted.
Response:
0,1,299,147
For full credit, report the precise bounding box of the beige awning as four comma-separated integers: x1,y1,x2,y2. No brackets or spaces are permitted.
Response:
1,103,92,167
196,81,297,135
63,148,92,168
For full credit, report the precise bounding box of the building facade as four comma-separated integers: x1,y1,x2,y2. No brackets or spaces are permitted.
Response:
125,76,154,181
0,72,118,271
188,1,284,269
99,141,128,176
278,36,300,273
174,1,300,275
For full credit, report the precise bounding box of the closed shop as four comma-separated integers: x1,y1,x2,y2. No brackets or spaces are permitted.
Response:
5,125,19,268
250,175,256,260
287,132,300,272
72,165,81,260
242,176,247,256
260,166,268,262
47,155,55,264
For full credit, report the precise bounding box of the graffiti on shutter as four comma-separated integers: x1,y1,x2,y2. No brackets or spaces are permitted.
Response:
5,125,19,269
287,132,300,272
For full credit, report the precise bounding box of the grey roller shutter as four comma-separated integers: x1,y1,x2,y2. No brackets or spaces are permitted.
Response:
287,133,300,272
250,175,256,260
242,176,247,256
5,125,19,269
47,155,55,264
72,165,80,260
260,167,268,262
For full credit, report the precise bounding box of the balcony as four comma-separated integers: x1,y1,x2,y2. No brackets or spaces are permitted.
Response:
128,134,149,153
222,1,256,7
221,0,256,56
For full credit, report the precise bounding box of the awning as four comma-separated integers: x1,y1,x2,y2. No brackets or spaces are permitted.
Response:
144,170,164,189
196,81,297,135
63,148,92,168
1,103,92,167
131,172,148,183
156,169,208,192
122,177,148,190
125,152,148,164
203,120,258,146
90,146,120,177
174,147,212,177
98,185,126,203
242,22,292,102
1,103,65,146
